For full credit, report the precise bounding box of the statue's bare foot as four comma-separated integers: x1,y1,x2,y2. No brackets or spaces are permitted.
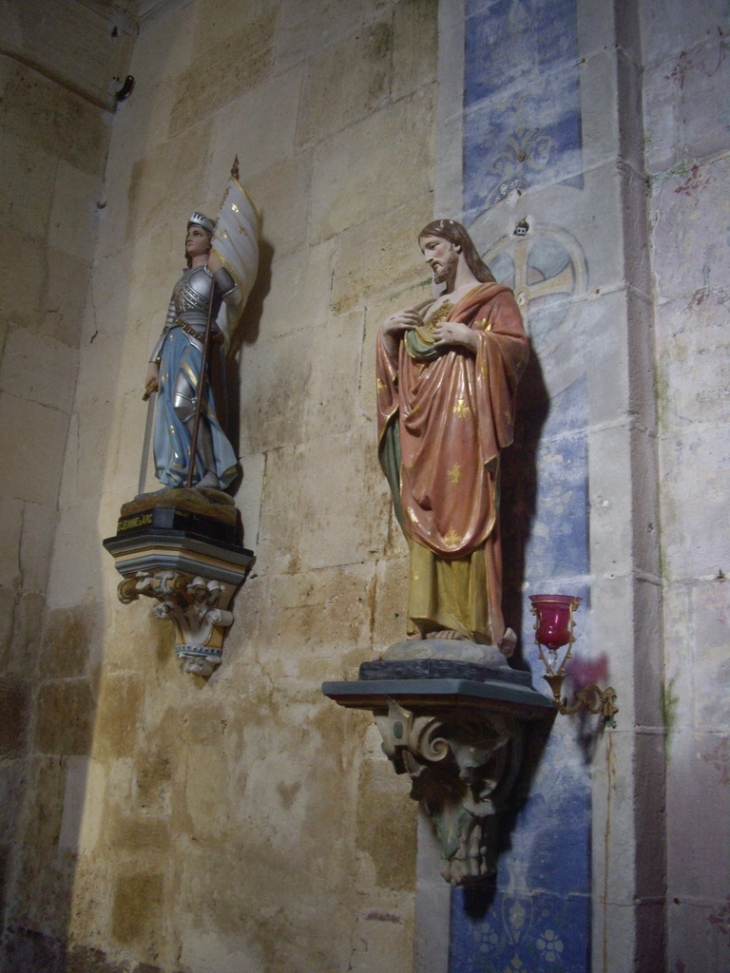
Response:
406,632,423,641
497,627,517,657
425,629,465,640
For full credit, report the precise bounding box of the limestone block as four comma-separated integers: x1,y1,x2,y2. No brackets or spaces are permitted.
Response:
42,247,92,348
0,327,78,414
0,497,23,589
651,155,730,305
256,239,334,342
574,52,621,173
0,589,14,669
655,296,730,431
667,729,730,899
691,580,730,730
57,757,106,855
588,574,636,721
126,119,212,242
642,61,679,175
184,745,229,836
47,163,102,264
303,311,365,442
331,192,434,315
359,282,433,421
274,0,391,69
257,428,391,574
0,0,135,111
0,759,24,844
111,873,164,948
18,501,56,595
0,392,70,507
40,603,102,681
236,451,265,548
667,896,730,973
639,0,730,68
0,58,109,177
348,906,415,973
238,331,312,456
580,291,631,425
256,562,375,658
34,679,94,756
356,757,417,891
371,555,410,651
5,592,44,677
204,64,304,195
91,673,144,760
392,0,438,102
128,0,198,91
135,747,174,816
168,0,278,140
659,426,730,581
245,152,312,259
586,423,633,578
0,131,56,239
179,928,268,973
0,677,29,758
297,20,392,147
0,226,44,328
310,86,436,244
45,499,107,610
107,814,171,854
661,582,693,733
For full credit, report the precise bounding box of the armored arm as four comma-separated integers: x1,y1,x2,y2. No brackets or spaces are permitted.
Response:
149,298,176,364
213,267,242,308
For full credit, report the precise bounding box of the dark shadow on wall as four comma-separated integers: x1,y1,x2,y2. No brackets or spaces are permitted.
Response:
500,341,550,669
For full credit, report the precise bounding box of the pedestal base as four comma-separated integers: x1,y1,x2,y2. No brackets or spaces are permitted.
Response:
323,660,554,886
104,494,254,677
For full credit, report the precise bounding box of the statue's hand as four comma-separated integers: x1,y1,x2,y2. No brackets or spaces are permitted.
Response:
381,308,423,356
382,308,423,336
433,320,479,354
206,251,222,274
145,362,160,396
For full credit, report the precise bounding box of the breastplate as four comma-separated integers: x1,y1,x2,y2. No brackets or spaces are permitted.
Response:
173,266,213,317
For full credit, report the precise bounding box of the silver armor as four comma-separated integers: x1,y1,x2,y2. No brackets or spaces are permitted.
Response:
149,264,240,363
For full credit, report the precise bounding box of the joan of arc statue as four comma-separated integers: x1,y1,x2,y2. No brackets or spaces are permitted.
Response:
144,212,242,490
376,219,528,653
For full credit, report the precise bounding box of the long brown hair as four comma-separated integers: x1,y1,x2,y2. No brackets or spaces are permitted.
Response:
418,219,495,283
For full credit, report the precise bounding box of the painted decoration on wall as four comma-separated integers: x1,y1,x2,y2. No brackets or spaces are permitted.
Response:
450,379,592,973
483,224,588,354
463,0,583,221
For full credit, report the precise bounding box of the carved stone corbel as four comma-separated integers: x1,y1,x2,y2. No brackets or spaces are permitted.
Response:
323,653,555,886
105,523,254,678
375,699,524,885
118,570,237,676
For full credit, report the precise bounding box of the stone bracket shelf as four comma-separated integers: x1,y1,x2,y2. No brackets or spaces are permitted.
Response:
104,528,254,677
323,662,555,886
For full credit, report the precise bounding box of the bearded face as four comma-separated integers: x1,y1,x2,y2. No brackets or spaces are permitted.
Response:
420,235,459,286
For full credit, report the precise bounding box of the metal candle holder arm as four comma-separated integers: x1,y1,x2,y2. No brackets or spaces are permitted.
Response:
529,594,618,727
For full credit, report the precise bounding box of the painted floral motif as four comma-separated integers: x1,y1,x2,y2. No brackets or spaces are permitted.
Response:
708,893,730,944
536,928,564,962
702,736,730,785
473,919,500,953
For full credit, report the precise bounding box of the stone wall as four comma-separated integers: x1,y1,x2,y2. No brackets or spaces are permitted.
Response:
643,1,730,968
3,1,730,971
0,0,134,960
2,1,438,971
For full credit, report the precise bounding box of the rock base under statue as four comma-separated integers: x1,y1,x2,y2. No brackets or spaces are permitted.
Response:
117,486,240,545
